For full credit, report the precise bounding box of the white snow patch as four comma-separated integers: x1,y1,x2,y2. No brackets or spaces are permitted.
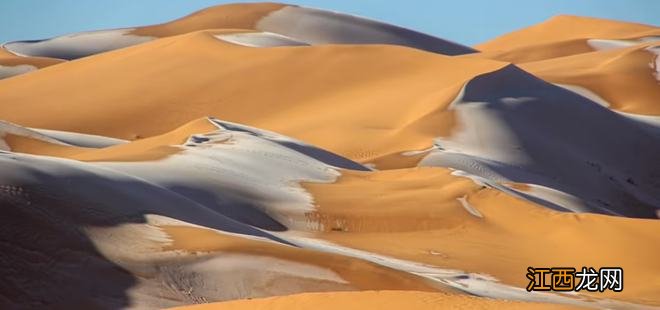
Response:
586,36,660,51
0,120,71,151
647,45,660,82
3,29,154,60
556,81,660,136
417,69,660,217
278,235,646,309
506,183,591,213
587,38,660,83
31,128,127,148
96,122,341,230
456,195,483,218
435,99,530,166
214,32,309,47
401,145,435,156
555,84,610,108
0,64,36,79
256,6,475,55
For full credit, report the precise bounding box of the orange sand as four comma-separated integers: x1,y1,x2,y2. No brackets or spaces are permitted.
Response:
470,15,660,116
303,168,660,305
520,43,660,115
131,3,286,37
171,290,587,310
0,30,506,167
303,168,481,232
161,225,439,292
477,15,659,53
471,16,659,64
1,5,658,308
0,47,64,69
4,117,218,161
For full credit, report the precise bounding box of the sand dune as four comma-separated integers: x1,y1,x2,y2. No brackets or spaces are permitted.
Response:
172,291,587,310
421,65,660,218
472,14,660,141
0,48,64,79
1,2,473,67
2,114,659,308
1,2,659,309
475,15,660,62
136,3,476,54
3,29,154,61
0,30,506,167
303,168,660,305
520,42,660,115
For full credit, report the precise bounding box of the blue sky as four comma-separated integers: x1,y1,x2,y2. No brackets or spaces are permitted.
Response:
0,0,658,46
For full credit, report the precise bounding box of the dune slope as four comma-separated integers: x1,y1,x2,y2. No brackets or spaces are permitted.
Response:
0,30,506,167
1,2,473,66
1,114,658,309
172,291,587,310
475,15,660,62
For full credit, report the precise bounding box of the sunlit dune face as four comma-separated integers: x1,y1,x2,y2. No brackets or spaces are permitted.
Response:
130,3,288,37
468,39,594,63
0,53,64,68
0,33,506,168
171,290,587,310
470,16,660,117
520,43,660,115
313,184,660,304
2,118,219,162
476,15,660,52
0,47,65,79
161,225,441,292
302,168,482,233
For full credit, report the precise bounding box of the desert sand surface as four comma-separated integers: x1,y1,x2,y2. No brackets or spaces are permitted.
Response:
0,47,64,79
171,291,588,310
474,15,660,63
519,42,660,115
0,2,659,310
0,31,505,167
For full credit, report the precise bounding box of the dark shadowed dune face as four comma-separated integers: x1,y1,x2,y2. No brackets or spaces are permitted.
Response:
455,65,660,217
0,185,136,309
0,153,289,242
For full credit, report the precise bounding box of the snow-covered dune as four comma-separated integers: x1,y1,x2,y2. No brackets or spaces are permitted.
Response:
0,64,36,79
254,6,476,55
420,65,660,218
2,29,155,60
1,2,474,64
1,116,657,309
1,2,660,309
0,48,64,79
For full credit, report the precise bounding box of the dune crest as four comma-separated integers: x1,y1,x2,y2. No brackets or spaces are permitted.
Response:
0,1,473,73
476,15,659,56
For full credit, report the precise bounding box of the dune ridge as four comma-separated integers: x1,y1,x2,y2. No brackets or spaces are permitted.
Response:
1,113,658,308
475,15,660,62
0,2,473,69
